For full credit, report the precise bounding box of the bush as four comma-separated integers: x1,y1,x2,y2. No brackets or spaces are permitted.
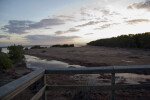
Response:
24,47,28,50
51,44,74,48
0,53,12,70
7,45,24,62
31,45,44,49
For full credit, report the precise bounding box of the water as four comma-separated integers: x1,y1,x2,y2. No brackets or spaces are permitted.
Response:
1,48,9,53
25,55,85,69
1,48,150,85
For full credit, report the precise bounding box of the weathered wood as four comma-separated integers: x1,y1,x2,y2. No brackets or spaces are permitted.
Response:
111,73,115,100
30,85,46,100
45,65,150,74
0,69,45,100
0,65,150,100
46,84,150,91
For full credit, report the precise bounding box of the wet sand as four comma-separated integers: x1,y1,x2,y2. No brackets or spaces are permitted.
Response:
25,46,150,67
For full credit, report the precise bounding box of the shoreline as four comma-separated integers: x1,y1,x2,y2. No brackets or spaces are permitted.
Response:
25,46,150,67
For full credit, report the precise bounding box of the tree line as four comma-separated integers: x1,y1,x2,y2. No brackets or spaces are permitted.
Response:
0,45,24,70
87,32,150,49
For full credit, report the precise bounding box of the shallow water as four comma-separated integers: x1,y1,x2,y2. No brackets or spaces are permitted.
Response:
1,48,9,53
1,48,150,84
25,55,85,69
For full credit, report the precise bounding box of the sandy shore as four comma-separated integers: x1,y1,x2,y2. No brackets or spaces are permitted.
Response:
25,46,150,67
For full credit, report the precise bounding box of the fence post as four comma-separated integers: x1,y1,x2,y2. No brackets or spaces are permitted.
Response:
42,74,47,100
111,72,115,100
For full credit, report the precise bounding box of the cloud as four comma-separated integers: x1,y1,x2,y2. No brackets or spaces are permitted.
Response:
1,18,65,34
55,28,80,35
65,28,80,33
25,35,80,44
55,15,74,19
128,0,150,11
84,33,94,35
95,23,119,30
55,31,64,35
126,19,150,24
28,18,64,29
76,21,100,27
0,35,10,39
1,20,33,34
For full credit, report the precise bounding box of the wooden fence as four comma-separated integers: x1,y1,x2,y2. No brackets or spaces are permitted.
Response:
0,65,150,100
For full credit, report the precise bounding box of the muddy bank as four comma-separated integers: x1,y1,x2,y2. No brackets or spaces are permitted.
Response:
25,46,150,67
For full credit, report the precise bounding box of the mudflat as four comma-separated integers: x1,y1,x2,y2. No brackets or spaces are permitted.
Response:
25,46,150,67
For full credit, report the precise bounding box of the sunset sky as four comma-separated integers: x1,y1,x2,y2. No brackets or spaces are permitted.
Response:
0,0,150,46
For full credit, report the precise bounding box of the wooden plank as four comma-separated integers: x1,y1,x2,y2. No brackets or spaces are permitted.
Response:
45,65,150,74
0,69,45,100
46,84,150,91
30,85,46,100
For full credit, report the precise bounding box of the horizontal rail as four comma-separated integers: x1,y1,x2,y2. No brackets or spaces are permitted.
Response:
47,84,150,91
0,69,45,100
0,65,150,100
45,65,150,74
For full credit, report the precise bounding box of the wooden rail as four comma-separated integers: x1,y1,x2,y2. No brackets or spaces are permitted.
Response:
0,65,150,100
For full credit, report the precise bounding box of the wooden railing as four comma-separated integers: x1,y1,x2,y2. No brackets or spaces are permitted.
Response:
0,65,150,100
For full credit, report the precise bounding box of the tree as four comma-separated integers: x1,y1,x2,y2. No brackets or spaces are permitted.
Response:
7,45,24,62
87,32,150,49
0,53,12,70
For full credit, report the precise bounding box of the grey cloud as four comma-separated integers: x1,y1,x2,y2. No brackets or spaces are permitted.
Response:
45,27,52,29
55,15,74,19
126,19,150,24
54,15,76,22
1,20,33,34
55,31,64,35
55,28,80,35
128,1,150,11
0,35,10,39
95,23,119,30
65,28,80,33
76,21,100,27
101,9,110,15
1,18,65,34
25,35,80,43
28,18,64,29
84,33,94,35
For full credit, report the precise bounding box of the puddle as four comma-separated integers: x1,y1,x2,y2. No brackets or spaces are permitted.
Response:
25,55,85,69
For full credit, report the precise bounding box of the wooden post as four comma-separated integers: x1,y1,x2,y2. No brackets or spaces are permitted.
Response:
42,74,47,100
111,73,115,100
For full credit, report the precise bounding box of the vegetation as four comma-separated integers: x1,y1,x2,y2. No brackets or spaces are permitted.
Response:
0,48,1,52
0,53,12,70
87,32,150,49
51,44,74,48
24,47,28,50
31,45,44,49
7,45,24,62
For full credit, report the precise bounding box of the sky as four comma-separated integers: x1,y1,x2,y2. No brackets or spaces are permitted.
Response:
0,0,150,46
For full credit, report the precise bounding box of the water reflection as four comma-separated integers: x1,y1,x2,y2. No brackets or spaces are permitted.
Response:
25,55,85,69
1,48,150,84
1,48,9,53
